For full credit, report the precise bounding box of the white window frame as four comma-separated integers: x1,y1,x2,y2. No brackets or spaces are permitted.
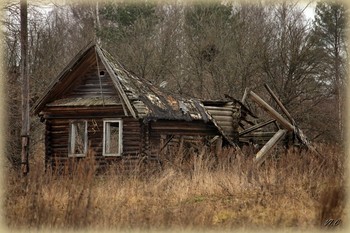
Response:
103,119,123,156
68,120,88,157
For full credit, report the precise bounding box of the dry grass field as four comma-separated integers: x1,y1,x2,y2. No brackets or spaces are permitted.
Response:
3,144,346,231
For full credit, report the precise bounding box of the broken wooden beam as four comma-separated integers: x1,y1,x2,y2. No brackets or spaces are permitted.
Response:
255,129,287,165
239,119,276,136
249,91,295,131
241,88,249,104
264,84,294,124
224,94,258,118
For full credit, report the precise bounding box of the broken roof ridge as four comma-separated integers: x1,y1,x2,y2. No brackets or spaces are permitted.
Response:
99,46,157,88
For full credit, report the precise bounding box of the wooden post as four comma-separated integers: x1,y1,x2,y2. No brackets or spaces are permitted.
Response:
20,0,30,176
215,136,223,156
255,129,287,165
249,91,295,131
264,84,294,124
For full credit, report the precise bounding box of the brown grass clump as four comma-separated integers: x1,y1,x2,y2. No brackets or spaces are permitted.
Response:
3,143,346,231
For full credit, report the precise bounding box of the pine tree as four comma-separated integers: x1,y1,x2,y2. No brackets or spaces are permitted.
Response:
312,1,347,141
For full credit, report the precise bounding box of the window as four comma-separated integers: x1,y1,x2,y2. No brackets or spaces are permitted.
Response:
103,119,123,156
68,121,88,157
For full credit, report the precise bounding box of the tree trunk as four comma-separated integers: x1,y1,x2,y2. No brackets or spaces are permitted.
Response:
95,1,101,44
20,0,30,176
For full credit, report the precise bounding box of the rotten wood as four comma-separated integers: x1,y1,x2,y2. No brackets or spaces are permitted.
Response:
255,129,287,165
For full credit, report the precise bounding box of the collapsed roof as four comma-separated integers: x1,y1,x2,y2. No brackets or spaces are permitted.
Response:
32,43,244,145
33,43,214,122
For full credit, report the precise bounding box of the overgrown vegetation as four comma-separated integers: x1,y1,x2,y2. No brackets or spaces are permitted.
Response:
4,144,345,230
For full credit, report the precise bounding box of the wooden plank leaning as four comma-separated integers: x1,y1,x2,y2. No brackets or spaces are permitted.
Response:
264,84,294,124
249,91,295,131
255,129,287,165
250,89,320,157
262,85,315,150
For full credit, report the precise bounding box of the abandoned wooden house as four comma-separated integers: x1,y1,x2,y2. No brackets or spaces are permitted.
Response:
32,43,248,170
33,43,313,170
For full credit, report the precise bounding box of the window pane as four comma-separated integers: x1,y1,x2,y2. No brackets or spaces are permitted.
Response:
73,122,86,154
106,122,119,154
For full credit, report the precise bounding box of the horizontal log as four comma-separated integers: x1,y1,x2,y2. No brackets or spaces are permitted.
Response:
123,141,141,146
205,106,235,111
151,131,217,136
216,121,234,127
220,126,234,132
50,131,68,135
206,109,233,116
211,115,233,122
151,123,216,129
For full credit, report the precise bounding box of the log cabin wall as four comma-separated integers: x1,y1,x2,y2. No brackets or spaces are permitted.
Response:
60,61,116,99
148,120,221,156
43,105,141,170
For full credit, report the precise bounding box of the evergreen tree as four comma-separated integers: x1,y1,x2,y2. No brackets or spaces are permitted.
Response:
312,1,347,141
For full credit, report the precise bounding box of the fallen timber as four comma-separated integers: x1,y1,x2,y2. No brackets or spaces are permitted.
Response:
235,84,318,165
255,129,287,165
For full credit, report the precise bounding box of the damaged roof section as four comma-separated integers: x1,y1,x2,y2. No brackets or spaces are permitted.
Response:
32,43,243,146
97,46,211,122
33,43,217,123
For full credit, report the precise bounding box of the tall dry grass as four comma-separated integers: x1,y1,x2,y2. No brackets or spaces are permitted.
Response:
3,143,346,231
